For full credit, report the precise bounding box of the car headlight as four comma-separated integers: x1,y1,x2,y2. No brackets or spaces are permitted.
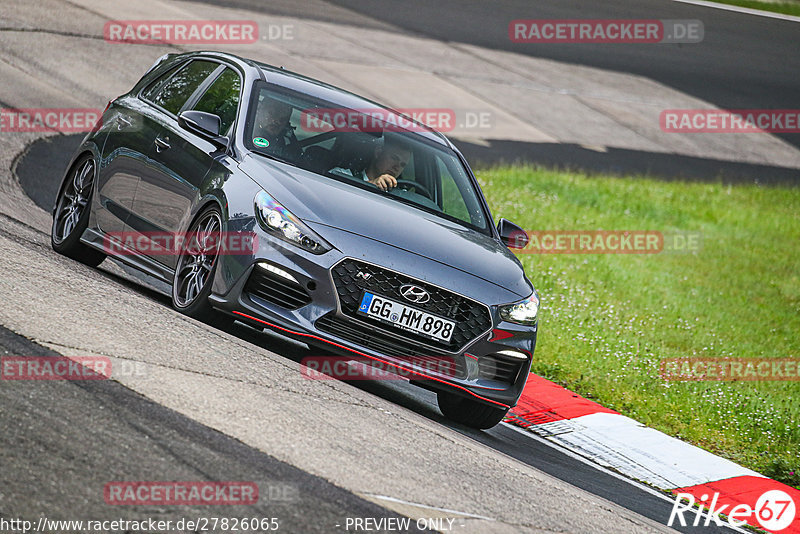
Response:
499,292,539,325
254,190,331,254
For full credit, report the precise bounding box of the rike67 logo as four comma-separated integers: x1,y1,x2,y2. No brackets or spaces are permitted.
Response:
669,490,796,531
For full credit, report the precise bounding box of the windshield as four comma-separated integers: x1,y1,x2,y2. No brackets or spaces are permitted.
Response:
243,82,490,233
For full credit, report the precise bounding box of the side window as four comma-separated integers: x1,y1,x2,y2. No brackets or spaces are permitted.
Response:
192,68,241,135
141,64,183,102
437,157,470,222
148,60,218,116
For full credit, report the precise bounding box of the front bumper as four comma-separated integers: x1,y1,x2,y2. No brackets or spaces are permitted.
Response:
208,223,536,409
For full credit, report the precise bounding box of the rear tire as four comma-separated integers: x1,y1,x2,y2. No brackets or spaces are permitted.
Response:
51,155,106,267
437,391,509,430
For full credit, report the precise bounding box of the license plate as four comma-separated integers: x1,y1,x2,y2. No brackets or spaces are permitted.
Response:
357,292,455,343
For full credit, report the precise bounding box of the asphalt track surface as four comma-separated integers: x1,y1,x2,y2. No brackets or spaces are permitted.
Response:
0,325,426,533
12,135,737,533
193,0,799,146
178,0,800,182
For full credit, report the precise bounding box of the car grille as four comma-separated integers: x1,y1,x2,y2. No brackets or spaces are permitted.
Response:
330,259,492,352
244,266,311,310
315,313,467,378
478,354,524,384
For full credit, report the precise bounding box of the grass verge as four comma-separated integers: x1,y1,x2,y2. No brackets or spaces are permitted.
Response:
707,0,800,17
476,165,800,489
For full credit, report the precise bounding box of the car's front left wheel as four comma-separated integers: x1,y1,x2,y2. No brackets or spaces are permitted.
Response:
437,391,509,430
171,205,224,322
51,155,106,267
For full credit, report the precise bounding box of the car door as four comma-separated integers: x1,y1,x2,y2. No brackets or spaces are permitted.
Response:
128,61,242,269
94,63,186,236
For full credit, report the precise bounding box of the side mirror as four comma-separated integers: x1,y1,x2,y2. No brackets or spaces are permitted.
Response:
497,218,529,249
178,110,227,148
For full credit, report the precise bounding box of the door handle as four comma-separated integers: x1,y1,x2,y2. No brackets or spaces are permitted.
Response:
154,136,171,152
115,115,132,130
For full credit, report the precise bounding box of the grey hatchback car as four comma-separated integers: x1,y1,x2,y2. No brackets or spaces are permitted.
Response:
51,51,539,429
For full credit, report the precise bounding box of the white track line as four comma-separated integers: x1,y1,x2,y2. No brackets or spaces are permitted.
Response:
501,423,752,534
671,0,800,22
361,493,496,521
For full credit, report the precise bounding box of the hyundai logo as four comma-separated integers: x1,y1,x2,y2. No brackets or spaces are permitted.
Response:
399,284,430,304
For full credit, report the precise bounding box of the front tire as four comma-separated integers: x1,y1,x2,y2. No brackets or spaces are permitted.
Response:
51,155,106,267
437,391,509,430
171,205,224,322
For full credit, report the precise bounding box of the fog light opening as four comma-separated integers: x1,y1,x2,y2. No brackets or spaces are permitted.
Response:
495,350,528,360
256,262,299,284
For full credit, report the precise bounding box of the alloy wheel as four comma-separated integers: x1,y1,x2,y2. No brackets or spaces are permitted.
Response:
53,158,94,243
173,209,222,308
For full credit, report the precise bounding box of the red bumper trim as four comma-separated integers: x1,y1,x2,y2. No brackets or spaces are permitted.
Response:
231,311,511,409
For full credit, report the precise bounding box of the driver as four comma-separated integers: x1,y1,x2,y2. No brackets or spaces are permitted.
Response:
329,135,411,191
253,96,298,158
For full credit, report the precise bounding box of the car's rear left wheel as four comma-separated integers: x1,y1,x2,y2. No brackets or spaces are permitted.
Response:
51,155,106,267
437,391,509,430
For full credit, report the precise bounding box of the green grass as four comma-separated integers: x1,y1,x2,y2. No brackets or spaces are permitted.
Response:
476,165,800,489
709,0,800,17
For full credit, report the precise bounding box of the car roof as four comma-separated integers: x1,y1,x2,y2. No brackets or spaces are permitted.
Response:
185,51,450,146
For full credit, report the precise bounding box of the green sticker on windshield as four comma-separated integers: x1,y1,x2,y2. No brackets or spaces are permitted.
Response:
253,137,270,148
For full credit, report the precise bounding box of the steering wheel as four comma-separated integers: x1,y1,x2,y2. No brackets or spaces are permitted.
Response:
394,179,433,200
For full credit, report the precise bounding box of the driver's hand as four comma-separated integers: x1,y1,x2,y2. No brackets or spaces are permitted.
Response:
369,174,397,191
